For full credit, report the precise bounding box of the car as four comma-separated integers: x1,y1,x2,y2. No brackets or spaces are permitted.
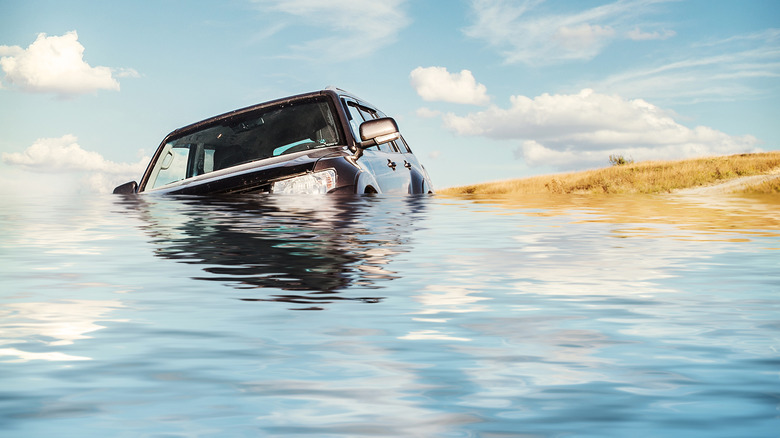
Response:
113,87,434,195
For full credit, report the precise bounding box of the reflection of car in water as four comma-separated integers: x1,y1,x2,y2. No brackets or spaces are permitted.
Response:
114,88,434,195
116,195,427,309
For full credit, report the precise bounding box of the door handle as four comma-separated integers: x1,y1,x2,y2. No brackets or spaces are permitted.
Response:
387,159,397,170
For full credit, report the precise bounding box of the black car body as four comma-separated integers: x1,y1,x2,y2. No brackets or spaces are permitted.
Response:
113,88,433,195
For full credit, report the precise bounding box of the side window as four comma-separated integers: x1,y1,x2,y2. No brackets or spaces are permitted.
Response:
361,107,400,152
385,139,400,153
149,144,214,189
356,106,376,121
396,136,412,153
150,145,191,188
345,102,364,140
346,101,395,152
204,148,215,173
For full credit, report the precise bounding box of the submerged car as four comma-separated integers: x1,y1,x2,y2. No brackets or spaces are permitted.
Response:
113,88,433,195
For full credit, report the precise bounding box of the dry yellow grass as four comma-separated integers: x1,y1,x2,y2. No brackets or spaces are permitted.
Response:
439,152,780,196
738,175,780,194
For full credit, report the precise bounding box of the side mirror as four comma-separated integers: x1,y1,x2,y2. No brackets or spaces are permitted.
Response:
358,117,400,149
113,181,138,194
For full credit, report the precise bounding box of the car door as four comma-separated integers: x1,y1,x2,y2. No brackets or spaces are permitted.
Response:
343,99,410,194
394,135,431,194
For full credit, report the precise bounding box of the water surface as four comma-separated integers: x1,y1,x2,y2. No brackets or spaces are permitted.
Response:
1,192,778,437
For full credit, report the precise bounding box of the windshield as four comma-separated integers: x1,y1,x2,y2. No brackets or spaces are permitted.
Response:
146,97,342,190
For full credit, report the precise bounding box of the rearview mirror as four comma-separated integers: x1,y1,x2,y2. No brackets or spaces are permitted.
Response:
113,181,138,194
358,117,400,148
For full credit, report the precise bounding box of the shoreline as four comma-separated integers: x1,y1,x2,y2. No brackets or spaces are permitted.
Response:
672,168,780,195
439,152,780,196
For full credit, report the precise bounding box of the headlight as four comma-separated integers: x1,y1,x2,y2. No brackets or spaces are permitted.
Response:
271,169,337,194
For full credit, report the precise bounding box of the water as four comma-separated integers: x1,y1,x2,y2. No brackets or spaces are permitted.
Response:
1,192,778,437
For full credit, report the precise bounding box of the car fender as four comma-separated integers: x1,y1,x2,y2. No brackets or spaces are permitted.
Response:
355,171,381,194
408,169,426,194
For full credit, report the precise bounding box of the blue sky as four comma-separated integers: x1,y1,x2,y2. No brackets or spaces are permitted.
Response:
1,0,778,194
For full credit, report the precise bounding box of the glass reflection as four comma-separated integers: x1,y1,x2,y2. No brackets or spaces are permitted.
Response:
115,194,429,309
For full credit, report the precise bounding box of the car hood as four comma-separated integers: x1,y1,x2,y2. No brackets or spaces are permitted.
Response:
141,147,344,195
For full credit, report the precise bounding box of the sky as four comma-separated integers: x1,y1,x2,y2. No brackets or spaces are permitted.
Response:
1,0,778,194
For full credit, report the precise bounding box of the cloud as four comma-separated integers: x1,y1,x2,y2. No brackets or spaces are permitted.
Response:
626,27,675,41
2,135,148,193
597,28,780,104
251,0,409,60
0,31,128,97
416,107,442,118
554,23,615,52
410,67,490,105
440,88,760,168
0,45,24,57
465,0,675,65
114,67,141,79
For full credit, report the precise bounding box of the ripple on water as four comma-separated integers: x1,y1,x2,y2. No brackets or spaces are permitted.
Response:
0,192,778,437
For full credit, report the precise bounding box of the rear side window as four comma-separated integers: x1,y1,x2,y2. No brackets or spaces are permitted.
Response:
395,136,412,154
356,105,376,121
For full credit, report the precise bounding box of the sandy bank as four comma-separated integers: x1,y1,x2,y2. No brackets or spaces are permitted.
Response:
673,168,780,195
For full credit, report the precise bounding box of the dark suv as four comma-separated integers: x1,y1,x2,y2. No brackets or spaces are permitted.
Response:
113,88,433,195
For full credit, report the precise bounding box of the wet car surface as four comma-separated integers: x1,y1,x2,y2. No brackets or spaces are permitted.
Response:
114,88,433,195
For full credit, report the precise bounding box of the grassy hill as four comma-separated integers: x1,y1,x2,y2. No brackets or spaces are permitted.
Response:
439,152,780,196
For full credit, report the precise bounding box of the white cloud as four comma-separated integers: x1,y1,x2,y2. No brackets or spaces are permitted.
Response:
114,67,141,79
0,31,126,97
597,29,780,104
626,27,675,41
416,107,442,118
695,28,780,48
410,67,490,105
251,0,409,60
465,0,675,65
441,89,760,169
554,24,615,52
0,45,24,57
2,135,148,193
